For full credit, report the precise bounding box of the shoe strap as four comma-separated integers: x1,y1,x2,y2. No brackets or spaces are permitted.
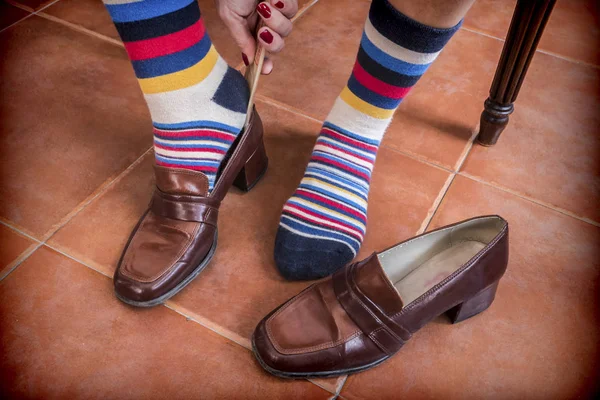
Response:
150,189,220,225
333,261,411,355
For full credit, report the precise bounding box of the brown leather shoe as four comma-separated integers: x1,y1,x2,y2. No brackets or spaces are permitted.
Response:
253,215,509,378
114,108,267,307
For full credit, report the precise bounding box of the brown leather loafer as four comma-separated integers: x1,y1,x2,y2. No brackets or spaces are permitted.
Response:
253,215,509,378
114,109,267,307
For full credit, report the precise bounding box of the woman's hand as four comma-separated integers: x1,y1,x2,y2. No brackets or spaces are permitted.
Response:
215,0,298,74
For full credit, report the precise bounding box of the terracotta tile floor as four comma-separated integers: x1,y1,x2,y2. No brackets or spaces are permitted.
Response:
1,0,599,398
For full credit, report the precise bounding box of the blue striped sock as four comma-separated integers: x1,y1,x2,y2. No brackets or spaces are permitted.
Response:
274,0,460,280
103,0,249,190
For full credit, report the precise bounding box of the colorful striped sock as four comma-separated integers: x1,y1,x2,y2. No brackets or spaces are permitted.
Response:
104,0,249,190
274,0,461,280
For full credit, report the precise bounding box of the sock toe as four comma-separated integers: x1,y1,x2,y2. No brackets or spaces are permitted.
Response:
274,226,355,281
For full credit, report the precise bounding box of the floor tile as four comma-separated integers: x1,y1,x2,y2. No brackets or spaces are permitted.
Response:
257,0,501,169
42,0,120,40
465,0,600,66
0,223,36,279
342,176,600,399
0,246,330,399
0,16,152,238
461,50,600,222
0,1,30,31
8,0,54,11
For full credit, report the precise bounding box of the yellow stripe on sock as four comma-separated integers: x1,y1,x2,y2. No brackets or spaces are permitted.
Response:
292,198,366,231
340,86,395,119
138,46,219,94
303,178,368,208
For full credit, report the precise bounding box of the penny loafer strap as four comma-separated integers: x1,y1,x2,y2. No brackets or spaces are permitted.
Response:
333,264,410,355
150,189,220,225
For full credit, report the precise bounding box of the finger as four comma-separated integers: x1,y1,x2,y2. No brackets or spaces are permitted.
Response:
262,58,274,75
270,0,298,19
258,27,285,53
219,9,257,65
256,2,293,37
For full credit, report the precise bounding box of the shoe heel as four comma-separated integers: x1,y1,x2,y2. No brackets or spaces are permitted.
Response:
446,281,499,324
233,139,268,192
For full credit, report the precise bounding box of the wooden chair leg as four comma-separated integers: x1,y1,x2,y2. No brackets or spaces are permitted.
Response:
477,0,556,146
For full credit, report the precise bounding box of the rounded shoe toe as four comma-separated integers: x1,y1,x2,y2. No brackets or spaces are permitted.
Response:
252,278,367,377
252,318,291,375
113,270,158,305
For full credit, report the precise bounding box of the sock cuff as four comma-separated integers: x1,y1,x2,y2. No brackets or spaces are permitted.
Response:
369,0,462,53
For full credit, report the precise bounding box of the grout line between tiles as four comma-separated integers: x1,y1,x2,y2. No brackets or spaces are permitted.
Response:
461,27,600,70
163,302,337,395
45,243,113,278
31,0,61,12
0,148,152,279
306,380,338,396
33,244,252,348
335,376,349,398
255,94,324,124
36,12,124,47
163,302,252,350
0,219,43,243
0,8,35,34
4,0,29,10
383,145,454,174
458,172,600,228
5,0,59,13
1,0,65,34
0,243,43,282
454,125,479,172
417,173,456,235
40,147,153,242
461,26,506,42
535,48,600,70
416,122,479,235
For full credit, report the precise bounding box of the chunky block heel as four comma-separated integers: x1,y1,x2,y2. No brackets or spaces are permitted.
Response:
446,281,499,324
233,139,268,192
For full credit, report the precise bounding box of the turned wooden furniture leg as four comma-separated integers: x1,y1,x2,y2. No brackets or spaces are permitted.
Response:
477,0,556,146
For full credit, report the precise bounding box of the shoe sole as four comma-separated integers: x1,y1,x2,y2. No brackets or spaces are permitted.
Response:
114,230,218,308
251,335,390,379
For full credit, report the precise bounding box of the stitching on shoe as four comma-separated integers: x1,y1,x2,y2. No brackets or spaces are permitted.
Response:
121,216,195,283
345,269,402,344
391,224,508,318
265,284,362,355
368,330,391,355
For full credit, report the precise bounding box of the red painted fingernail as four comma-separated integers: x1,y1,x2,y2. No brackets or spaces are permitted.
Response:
257,3,271,19
275,1,284,9
259,29,273,44
242,53,249,66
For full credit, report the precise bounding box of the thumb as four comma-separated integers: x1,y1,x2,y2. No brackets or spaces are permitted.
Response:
221,10,258,65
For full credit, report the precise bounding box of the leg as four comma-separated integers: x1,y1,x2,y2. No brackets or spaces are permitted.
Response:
477,0,556,146
274,0,474,280
102,0,255,306
103,0,250,190
388,0,475,29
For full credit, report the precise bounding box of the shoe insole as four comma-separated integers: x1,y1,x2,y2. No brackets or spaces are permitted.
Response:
394,241,486,305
